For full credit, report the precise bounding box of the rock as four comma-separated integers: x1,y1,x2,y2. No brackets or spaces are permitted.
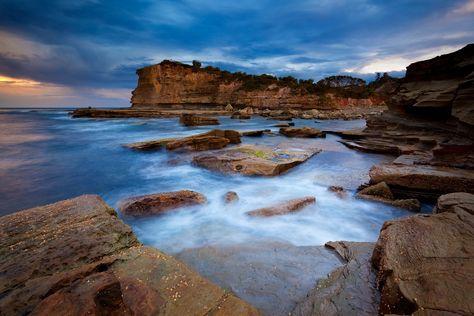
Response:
246,196,315,217
231,112,251,119
292,241,378,316
327,186,347,198
192,144,321,177
179,113,219,126
130,60,383,112
371,206,474,315
358,182,394,200
119,190,207,217
0,195,258,316
272,123,290,128
176,242,342,316
369,162,474,200
240,129,270,137
357,182,421,212
125,129,241,152
434,192,474,215
225,103,233,111
224,191,239,204
279,127,325,138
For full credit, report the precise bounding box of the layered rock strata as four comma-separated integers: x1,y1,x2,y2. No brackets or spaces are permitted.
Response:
0,195,258,315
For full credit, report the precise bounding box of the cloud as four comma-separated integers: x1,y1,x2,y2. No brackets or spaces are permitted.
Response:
0,0,473,107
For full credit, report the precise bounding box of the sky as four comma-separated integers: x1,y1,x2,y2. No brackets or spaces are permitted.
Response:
0,0,473,108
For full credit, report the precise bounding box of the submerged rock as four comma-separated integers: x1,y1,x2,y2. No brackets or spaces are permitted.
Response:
192,144,321,177
279,127,325,138
357,182,421,212
293,241,378,316
327,186,347,198
224,191,239,204
371,198,474,315
246,196,316,217
240,129,270,137
176,242,342,316
0,195,257,316
125,129,241,152
179,113,220,126
119,190,207,217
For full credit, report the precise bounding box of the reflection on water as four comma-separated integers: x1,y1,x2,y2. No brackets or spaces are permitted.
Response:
0,109,413,251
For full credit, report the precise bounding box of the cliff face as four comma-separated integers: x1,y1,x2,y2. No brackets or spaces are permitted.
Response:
131,61,384,110
390,44,474,130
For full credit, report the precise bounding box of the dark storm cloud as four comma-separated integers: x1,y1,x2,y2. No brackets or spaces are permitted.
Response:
0,0,473,106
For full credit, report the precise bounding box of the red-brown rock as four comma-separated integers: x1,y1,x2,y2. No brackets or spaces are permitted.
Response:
279,127,325,138
246,196,316,217
119,190,207,217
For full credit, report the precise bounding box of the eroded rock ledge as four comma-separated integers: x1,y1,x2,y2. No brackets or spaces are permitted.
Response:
0,195,258,316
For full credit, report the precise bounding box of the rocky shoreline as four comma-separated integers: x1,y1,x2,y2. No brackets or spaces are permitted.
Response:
2,45,473,315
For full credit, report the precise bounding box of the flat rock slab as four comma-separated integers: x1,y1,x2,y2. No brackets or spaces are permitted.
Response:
176,242,342,316
293,241,379,316
0,195,258,316
192,144,321,176
126,129,241,152
179,114,220,126
369,162,474,199
279,127,325,138
371,206,474,315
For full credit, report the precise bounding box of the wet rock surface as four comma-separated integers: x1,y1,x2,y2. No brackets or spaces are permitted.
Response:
223,191,239,204
371,194,474,315
327,185,347,198
357,182,421,212
125,129,241,152
176,242,342,316
119,190,207,217
279,126,325,138
0,195,258,316
293,241,379,316
246,196,316,217
179,113,220,126
192,144,321,176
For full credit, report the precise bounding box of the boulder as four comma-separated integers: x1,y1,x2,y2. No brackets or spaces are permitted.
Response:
358,182,394,200
0,195,258,316
279,127,325,138
293,242,378,316
119,190,207,217
176,242,342,316
371,206,474,315
192,144,321,177
231,113,251,120
126,129,241,152
240,129,270,137
179,114,219,126
224,191,239,204
246,196,315,217
434,192,474,215
357,182,421,212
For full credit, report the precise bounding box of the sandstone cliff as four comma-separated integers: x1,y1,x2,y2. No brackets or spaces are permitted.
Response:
131,60,387,110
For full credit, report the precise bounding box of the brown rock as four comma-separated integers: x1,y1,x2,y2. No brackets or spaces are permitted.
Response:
246,196,315,217
119,190,207,217
371,208,474,315
358,182,394,200
125,129,241,152
240,129,270,137
179,113,219,126
328,186,347,198
224,191,239,204
279,127,325,138
293,241,378,316
369,163,474,199
193,144,321,177
434,192,474,215
0,195,258,316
